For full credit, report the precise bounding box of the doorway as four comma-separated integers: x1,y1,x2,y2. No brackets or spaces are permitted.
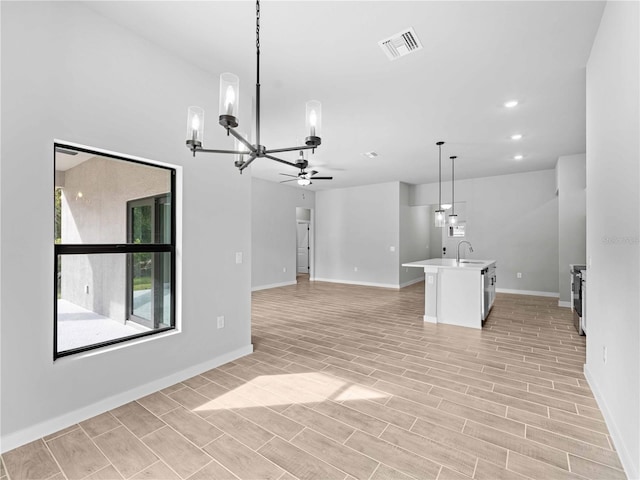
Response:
296,207,312,282
297,223,310,274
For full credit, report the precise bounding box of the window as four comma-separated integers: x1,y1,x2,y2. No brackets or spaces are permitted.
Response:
54,144,176,358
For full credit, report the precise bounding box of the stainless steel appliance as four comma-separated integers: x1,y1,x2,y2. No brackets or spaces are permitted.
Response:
570,264,586,335
482,265,497,321
581,271,587,335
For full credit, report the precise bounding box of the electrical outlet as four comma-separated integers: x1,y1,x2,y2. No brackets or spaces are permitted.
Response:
282,267,287,273
354,266,358,272
603,346,607,364
390,246,396,252
235,252,243,264
217,316,225,329
517,272,522,279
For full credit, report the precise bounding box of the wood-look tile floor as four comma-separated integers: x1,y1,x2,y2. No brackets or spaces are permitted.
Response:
2,280,627,480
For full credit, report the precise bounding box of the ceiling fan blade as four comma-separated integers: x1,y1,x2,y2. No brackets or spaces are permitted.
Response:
310,170,318,176
310,176,333,180
279,179,297,183
279,173,298,178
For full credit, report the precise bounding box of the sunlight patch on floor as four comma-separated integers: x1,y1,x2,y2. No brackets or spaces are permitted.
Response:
194,372,388,412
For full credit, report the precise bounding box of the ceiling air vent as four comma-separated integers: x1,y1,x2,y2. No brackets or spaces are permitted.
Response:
378,27,423,61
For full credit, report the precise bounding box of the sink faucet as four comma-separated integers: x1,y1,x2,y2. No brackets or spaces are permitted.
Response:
457,241,474,263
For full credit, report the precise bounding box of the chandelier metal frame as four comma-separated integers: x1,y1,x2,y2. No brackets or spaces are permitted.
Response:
185,0,321,173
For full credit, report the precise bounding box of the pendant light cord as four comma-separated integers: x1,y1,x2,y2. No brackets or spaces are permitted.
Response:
255,0,261,147
256,0,260,77
451,156,455,216
438,143,442,209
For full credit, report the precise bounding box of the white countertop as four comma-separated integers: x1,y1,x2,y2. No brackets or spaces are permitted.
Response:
402,258,496,270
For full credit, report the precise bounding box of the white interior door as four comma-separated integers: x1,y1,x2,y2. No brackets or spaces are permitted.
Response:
297,223,309,274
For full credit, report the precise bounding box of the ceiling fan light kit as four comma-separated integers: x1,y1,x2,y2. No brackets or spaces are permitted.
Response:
279,168,333,187
185,0,322,175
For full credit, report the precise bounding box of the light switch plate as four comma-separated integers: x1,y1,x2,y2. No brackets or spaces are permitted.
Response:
235,252,243,264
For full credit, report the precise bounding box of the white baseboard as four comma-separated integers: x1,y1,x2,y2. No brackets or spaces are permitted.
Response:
584,365,637,480
251,281,297,291
314,278,400,289
496,288,559,298
400,277,425,288
0,344,253,454
558,300,571,308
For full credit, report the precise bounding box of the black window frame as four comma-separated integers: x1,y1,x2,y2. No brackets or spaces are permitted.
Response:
53,143,177,360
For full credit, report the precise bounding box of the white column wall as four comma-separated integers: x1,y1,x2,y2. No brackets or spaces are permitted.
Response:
556,153,586,305
585,1,639,477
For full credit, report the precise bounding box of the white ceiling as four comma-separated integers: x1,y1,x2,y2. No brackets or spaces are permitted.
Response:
85,1,605,190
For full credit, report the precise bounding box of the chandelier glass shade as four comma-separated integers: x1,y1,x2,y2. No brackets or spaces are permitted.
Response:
185,0,322,173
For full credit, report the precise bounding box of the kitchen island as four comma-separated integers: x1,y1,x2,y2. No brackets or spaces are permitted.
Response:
403,258,496,329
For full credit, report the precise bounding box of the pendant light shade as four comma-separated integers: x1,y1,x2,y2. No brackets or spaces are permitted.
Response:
434,141,445,228
305,100,322,145
186,106,204,148
448,155,458,226
234,133,249,168
218,73,240,127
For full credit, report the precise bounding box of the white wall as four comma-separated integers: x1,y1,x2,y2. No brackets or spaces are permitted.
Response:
252,178,315,290
556,154,586,305
412,170,559,295
399,183,430,286
585,2,639,478
1,2,252,451
315,182,400,288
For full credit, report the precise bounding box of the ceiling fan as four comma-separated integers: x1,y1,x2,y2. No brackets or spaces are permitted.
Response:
279,152,333,186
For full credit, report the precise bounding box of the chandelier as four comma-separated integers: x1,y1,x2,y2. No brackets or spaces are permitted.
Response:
185,0,322,172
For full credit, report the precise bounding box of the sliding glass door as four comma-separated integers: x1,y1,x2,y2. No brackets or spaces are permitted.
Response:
127,194,172,329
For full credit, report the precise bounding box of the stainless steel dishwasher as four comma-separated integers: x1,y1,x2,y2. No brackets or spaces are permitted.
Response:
482,265,497,322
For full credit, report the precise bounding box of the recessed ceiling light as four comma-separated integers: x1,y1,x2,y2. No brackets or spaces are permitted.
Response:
514,154,524,160
511,133,523,140
504,100,519,108
362,151,379,158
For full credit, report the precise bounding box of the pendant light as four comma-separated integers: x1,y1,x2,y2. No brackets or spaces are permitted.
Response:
434,141,446,227
448,155,458,225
